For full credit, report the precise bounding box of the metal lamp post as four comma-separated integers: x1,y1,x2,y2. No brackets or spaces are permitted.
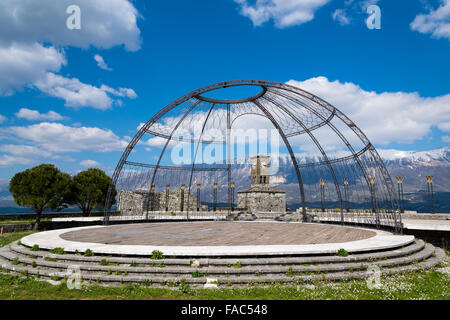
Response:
319,178,325,213
213,182,218,212
230,182,235,212
396,177,404,213
343,178,349,212
426,176,435,214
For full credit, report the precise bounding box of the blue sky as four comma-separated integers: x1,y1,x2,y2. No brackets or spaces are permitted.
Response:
0,0,449,180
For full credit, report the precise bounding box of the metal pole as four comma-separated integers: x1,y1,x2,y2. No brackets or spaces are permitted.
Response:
231,182,235,212
165,185,170,212
344,178,349,212
197,184,201,212
213,183,218,212
180,184,185,212
320,178,325,213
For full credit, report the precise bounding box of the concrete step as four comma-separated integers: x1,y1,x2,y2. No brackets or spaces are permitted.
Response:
0,248,445,287
0,242,435,276
8,239,425,267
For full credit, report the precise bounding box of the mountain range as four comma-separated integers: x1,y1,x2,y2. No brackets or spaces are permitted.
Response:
1,147,449,214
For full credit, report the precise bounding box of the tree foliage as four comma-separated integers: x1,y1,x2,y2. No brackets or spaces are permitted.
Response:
9,164,72,229
68,168,116,216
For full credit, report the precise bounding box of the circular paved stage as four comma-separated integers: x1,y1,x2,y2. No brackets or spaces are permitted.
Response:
20,221,415,257
60,221,376,246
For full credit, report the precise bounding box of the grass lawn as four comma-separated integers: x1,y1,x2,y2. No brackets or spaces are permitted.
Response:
0,219,51,226
0,231,449,300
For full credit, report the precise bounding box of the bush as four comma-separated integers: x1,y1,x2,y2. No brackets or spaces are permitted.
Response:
337,248,349,257
191,270,204,278
84,249,94,257
233,262,242,268
31,244,39,251
100,259,108,266
50,247,65,255
32,261,37,268
151,250,164,260
179,279,190,294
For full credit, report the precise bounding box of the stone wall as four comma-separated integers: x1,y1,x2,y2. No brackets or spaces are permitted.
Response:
118,189,202,215
237,186,286,213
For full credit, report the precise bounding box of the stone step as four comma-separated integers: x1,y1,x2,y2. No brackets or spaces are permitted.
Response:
0,248,444,287
9,239,425,267
0,242,435,276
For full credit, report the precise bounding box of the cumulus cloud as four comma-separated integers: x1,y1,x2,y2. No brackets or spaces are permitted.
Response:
15,108,66,121
332,9,350,25
286,77,450,146
0,0,141,50
33,73,137,110
410,0,450,41
0,144,53,167
80,159,101,168
94,54,112,71
0,0,140,107
234,0,330,28
0,43,66,96
1,122,128,153
0,114,6,123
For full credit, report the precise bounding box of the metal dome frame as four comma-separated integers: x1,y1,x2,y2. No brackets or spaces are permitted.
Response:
104,80,402,233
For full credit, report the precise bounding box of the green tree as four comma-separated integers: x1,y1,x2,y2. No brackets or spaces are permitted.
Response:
69,168,116,216
9,164,72,230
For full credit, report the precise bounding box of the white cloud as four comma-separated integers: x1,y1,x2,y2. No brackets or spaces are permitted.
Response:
0,114,6,123
1,122,128,153
0,0,141,51
286,77,450,146
94,54,112,71
411,0,450,40
443,136,450,143
33,73,137,110
332,9,350,25
80,159,101,168
15,108,66,121
234,0,330,28
0,42,66,95
0,144,53,167
0,0,140,107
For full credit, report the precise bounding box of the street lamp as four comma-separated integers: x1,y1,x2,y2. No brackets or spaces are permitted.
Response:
319,178,325,213
230,182,235,212
426,176,435,214
165,185,170,212
213,182,218,212
180,184,185,212
343,178,350,212
396,177,404,213
369,177,380,227
196,184,201,212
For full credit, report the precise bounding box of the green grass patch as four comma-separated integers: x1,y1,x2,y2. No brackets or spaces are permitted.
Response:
31,244,40,252
84,249,94,257
337,248,349,257
0,269,447,300
49,248,65,255
44,257,58,262
151,250,164,260
191,270,204,278
0,231,36,248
